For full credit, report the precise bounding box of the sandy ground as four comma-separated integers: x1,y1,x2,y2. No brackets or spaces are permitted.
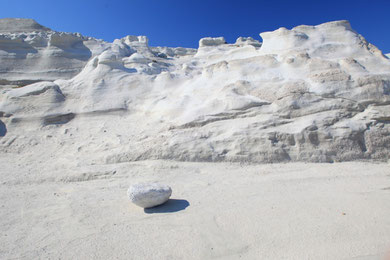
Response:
1,160,390,260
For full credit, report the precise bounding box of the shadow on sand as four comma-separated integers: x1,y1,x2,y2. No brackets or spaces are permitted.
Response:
144,199,190,214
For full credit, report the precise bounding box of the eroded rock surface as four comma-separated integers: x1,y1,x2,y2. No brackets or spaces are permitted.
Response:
0,19,389,164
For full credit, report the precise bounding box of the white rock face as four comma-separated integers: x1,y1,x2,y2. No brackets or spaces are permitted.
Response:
127,183,172,208
0,18,50,33
234,37,262,47
0,18,108,84
0,81,65,116
150,46,196,58
1,19,390,164
199,37,226,47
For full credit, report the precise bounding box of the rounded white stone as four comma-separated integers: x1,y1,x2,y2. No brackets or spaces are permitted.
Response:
127,183,172,208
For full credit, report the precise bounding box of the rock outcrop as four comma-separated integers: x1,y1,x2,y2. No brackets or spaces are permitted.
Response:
0,19,389,164
199,37,227,47
0,18,108,84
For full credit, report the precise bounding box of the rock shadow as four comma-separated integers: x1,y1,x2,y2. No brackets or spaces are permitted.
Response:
43,113,75,125
0,120,6,137
144,199,189,214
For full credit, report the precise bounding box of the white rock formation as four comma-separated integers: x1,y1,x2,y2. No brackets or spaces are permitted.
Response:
0,81,65,116
234,37,262,47
0,18,108,84
127,183,172,208
0,18,390,164
0,18,50,33
199,37,226,47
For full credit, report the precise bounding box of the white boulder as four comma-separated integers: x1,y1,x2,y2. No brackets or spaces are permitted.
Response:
128,183,172,208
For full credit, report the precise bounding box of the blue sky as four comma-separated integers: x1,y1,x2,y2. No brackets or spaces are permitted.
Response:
1,0,390,52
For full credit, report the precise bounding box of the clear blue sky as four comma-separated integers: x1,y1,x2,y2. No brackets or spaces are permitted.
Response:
1,0,390,52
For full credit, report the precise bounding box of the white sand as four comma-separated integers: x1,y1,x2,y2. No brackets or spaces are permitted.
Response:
1,160,389,259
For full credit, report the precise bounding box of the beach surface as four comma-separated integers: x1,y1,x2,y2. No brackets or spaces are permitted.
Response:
1,160,389,259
